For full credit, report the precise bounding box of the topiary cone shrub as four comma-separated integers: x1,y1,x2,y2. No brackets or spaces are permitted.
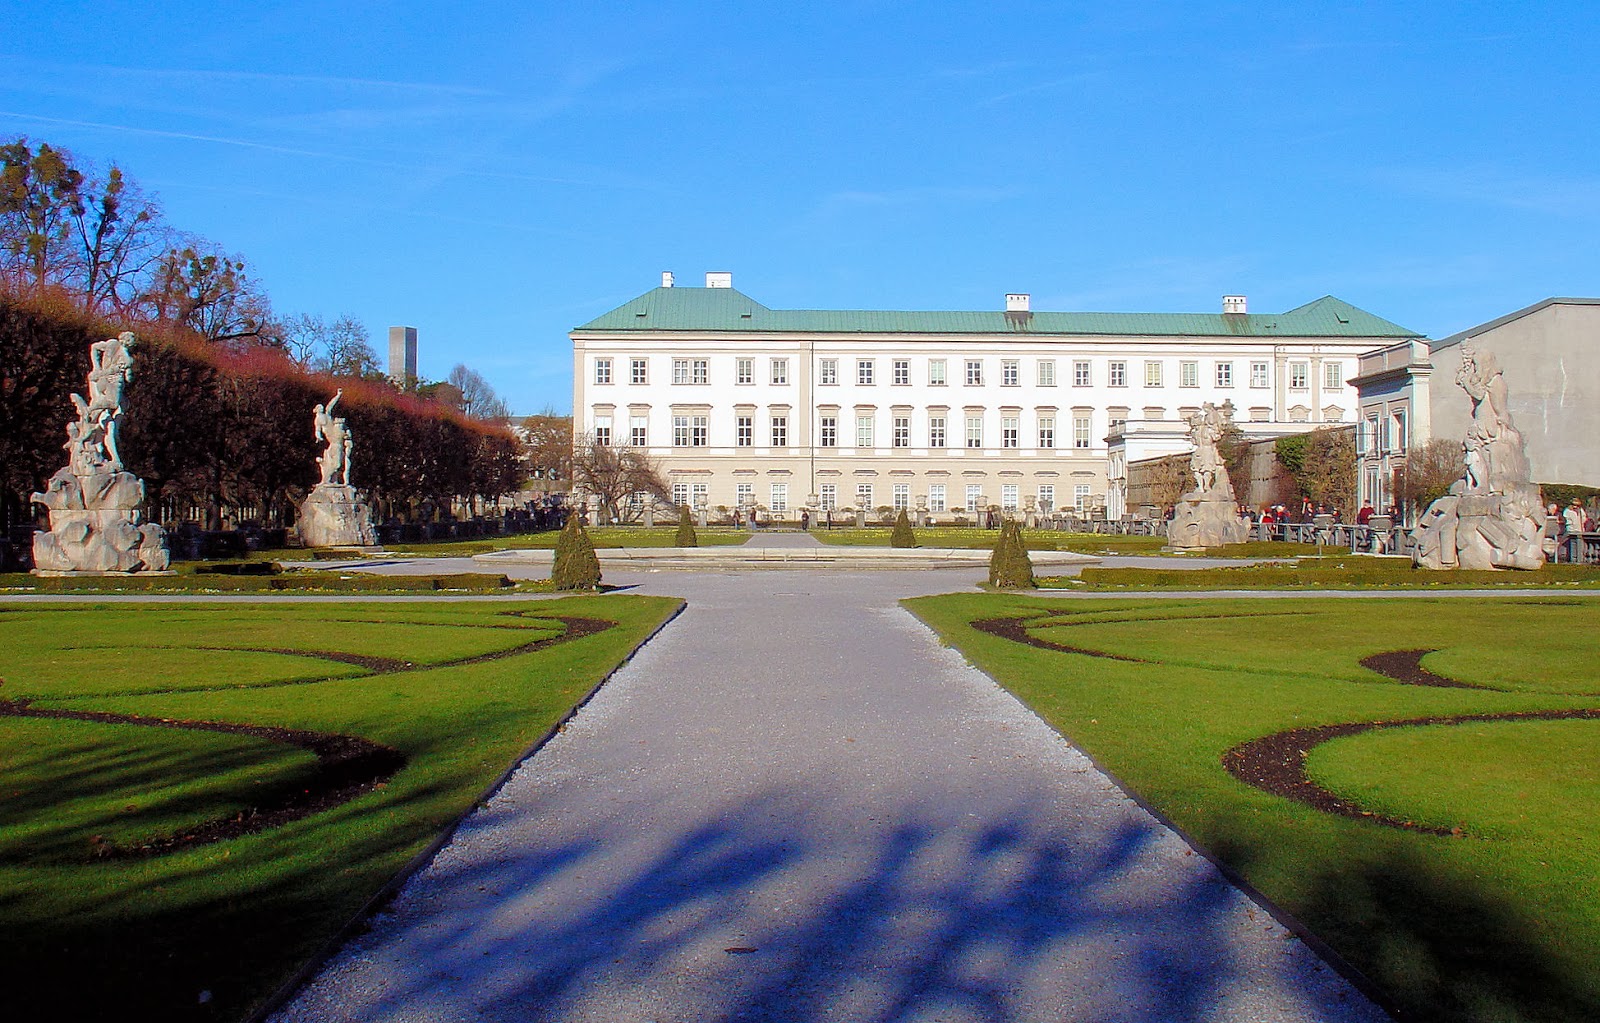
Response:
988,519,1035,589
675,506,698,547
891,508,918,548
552,512,602,590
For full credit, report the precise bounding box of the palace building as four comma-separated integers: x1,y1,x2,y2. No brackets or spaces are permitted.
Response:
571,272,1423,519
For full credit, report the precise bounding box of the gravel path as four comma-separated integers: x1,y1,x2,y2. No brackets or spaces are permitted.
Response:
270,568,1389,1023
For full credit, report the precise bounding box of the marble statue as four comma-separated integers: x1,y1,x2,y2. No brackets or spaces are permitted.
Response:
298,390,377,547
1167,401,1250,549
30,332,170,574
1414,346,1543,570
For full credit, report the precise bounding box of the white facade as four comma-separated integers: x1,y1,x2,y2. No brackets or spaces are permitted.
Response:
572,276,1420,518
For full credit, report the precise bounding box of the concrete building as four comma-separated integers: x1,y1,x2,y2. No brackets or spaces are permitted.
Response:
1352,298,1600,513
388,325,418,388
571,272,1422,519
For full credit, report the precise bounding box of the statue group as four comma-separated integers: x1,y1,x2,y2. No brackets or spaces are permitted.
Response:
31,333,170,573
297,388,377,547
1413,346,1543,570
1167,401,1250,549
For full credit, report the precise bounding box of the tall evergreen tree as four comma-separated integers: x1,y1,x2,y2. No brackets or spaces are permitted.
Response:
675,504,698,547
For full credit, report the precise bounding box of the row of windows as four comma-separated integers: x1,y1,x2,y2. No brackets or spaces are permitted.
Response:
594,413,1099,449
661,482,1093,514
595,356,1346,390
1357,410,1409,456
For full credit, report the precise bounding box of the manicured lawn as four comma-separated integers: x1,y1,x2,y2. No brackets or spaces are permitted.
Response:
815,527,1323,559
1044,559,1600,590
0,568,542,595
905,593,1600,1023
0,595,680,1022
379,525,749,557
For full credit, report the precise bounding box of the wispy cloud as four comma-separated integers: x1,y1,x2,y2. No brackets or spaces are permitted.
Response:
1375,165,1600,218
814,185,1021,212
974,73,1103,108
1,58,496,97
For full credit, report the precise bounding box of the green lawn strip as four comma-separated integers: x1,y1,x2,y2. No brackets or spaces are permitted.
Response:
0,570,546,595
813,528,1173,553
378,526,750,557
1044,561,1600,590
0,594,681,1022
905,593,1600,1023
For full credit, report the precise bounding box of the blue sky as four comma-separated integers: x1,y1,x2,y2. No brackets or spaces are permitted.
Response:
3,2,1596,414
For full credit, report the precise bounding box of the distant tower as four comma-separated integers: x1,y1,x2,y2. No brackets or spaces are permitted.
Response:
388,326,417,387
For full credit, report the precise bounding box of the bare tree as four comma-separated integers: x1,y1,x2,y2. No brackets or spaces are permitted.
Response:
447,363,510,421
140,239,278,347
570,431,670,523
1393,438,1463,517
520,409,572,495
284,312,383,377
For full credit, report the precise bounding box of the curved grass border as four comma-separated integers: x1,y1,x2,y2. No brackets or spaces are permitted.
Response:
0,615,617,858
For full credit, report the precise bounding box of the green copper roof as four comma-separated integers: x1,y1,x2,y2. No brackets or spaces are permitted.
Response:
573,288,1423,339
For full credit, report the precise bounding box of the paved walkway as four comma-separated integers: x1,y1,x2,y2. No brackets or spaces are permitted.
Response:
271,567,1388,1023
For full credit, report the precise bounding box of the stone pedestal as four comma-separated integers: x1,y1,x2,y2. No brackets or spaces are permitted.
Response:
1415,490,1543,570
854,508,868,528
1167,488,1249,550
32,468,169,573
298,484,377,547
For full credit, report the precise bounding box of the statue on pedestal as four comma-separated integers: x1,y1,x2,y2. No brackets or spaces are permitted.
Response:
31,332,169,574
1167,401,1249,550
298,390,377,547
1414,347,1543,570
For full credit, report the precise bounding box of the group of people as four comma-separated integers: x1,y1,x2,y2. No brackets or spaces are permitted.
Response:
1555,499,1596,536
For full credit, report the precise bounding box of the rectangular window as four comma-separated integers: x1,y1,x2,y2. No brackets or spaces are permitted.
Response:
770,359,788,385
819,484,836,510
1109,361,1127,387
630,358,648,385
893,483,910,510
1216,362,1233,388
893,359,910,385
1073,415,1092,449
1001,415,1019,448
1392,411,1408,452
735,358,753,385
929,359,947,386
1360,416,1377,455
1324,361,1344,390
673,359,690,385
1180,361,1199,388
1037,416,1055,448
594,358,612,385
735,415,753,447
965,484,983,512
1071,360,1090,387
1075,484,1091,511
770,483,787,513
593,416,611,446
929,484,947,513
690,415,707,446
629,416,647,447
857,359,875,385
672,482,689,507
929,415,947,448
965,415,983,448
689,483,708,509
856,415,874,448
1002,360,1019,386
1038,360,1056,387
1001,484,1019,511
893,415,911,448
770,415,788,447
1289,361,1309,389
735,482,753,506
692,359,708,385
819,415,837,447
820,358,838,385
1249,361,1269,388
1379,416,1391,452
856,483,874,509
672,415,690,446
965,360,983,386
1037,484,1054,512
1145,360,1163,387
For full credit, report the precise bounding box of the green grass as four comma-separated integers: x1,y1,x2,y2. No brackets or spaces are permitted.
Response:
0,595,681,1021
906,593,1600,1023
378,525,749,557
814,528,1323,558
0,568,543,594
1043,559,1600,590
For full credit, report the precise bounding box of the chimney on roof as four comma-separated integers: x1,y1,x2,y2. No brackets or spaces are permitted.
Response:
661,271,675,288
1005,293,1031,312
1223,295,1248,314
705,271,732,289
